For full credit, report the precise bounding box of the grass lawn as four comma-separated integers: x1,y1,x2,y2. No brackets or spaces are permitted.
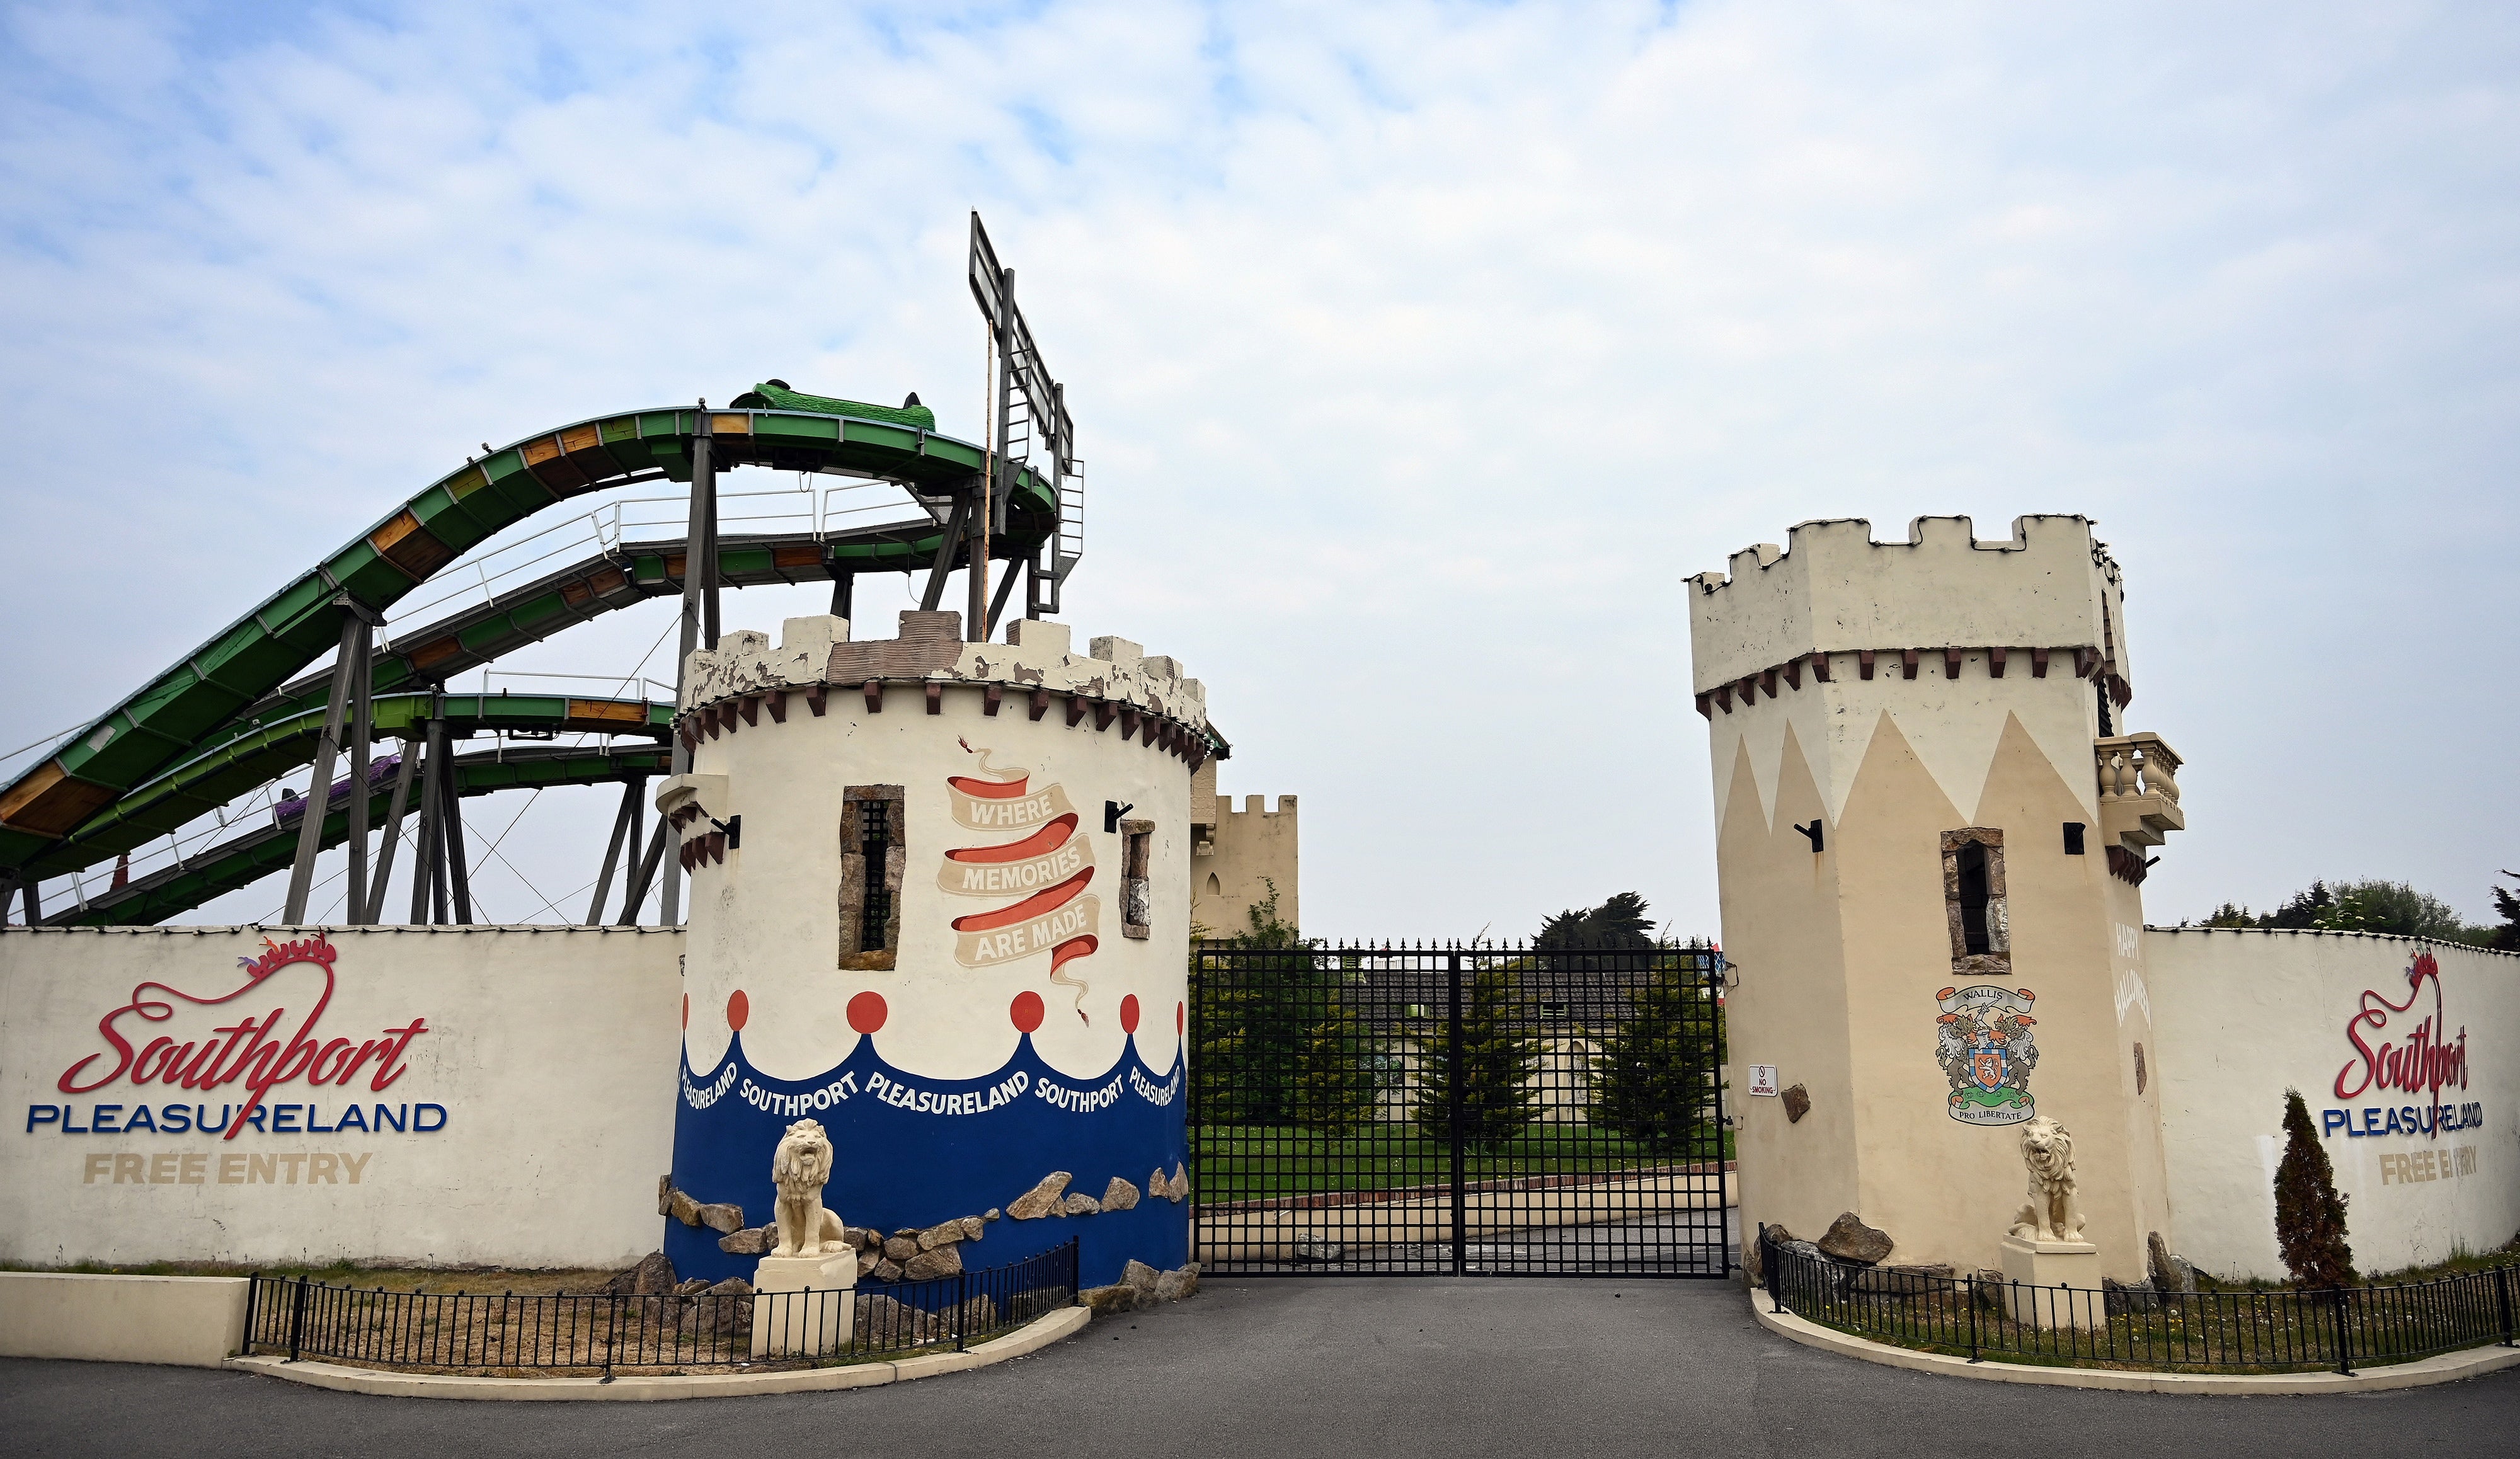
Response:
1193,1122,1733,1203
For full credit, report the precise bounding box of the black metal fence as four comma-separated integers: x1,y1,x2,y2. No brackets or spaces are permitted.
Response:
1761,1232,2520,1373
242,1240,1079,1375
1191,941,1731,1278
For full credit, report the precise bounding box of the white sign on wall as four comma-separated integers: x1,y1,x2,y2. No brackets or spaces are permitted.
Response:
1748,1064,1779,1097
2,926,682,1270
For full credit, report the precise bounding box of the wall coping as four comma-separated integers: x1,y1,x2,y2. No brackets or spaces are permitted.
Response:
2143,925,2518,958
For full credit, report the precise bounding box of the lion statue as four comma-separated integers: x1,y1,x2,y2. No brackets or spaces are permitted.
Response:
770,1118,850,1257
2008,1114,2086,1243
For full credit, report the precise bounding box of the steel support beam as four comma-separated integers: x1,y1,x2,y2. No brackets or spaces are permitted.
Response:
829,570,854,621
411,714,445,925
282,614,362,922
617,813,669,927
585,778,640,925
438,757,473,924
364,735,418,923
343,617,374,922
919,493,971,614
984,554,1021,642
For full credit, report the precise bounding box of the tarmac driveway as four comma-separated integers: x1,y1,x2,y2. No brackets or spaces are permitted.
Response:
6,1278,2516,1458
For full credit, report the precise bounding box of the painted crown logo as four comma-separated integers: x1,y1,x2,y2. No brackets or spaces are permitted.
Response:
238,934,338,981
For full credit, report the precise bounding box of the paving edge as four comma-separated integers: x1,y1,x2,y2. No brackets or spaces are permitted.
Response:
1750,1290,2520,1394
222,1304,1093,1401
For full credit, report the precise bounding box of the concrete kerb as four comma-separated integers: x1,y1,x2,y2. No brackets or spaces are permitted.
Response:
1750,1290,2520,1395
224,1303,1091,1401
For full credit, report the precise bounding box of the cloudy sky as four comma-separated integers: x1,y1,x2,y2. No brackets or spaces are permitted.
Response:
3,1,2514,939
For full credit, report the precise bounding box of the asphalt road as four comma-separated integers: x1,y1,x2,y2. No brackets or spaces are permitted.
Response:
6,1279,2517,1458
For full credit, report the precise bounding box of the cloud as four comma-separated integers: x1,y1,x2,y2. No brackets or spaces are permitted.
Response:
3,0,2516,934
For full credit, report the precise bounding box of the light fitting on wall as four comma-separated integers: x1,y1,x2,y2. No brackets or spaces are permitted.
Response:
1794,820,1824,853
2063,822,2086,855
1104,800,1134,834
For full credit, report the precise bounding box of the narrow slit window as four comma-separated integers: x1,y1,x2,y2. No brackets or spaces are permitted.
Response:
1940,828,2009,969
839,786,906,970
1121,820,1153,939
1957,844,1991,953
859,804,893,949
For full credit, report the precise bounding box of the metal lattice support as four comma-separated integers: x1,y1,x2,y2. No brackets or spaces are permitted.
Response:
1189,941,1732,1278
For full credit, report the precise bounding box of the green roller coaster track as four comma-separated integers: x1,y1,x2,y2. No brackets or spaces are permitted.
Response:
0,396,1058,907
51,740,675,928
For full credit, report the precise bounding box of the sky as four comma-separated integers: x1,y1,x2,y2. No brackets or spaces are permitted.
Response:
1,0,2515,939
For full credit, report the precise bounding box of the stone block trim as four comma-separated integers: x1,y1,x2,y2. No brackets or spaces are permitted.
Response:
672,611,1211,770
1692,645,2117,719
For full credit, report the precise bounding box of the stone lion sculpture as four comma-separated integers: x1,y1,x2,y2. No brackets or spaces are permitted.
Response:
770,1118,850,1257
2007,1114,2086,1243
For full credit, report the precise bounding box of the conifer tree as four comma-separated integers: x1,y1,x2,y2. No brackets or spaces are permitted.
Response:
2274,1088,2355,1289
1416,965,1538,1150
1294,990,1375,1136
1190,881,1317,1128
1593,953,1716,1153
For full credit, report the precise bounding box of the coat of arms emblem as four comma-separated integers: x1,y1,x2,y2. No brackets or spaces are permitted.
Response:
1936,984,2038,1126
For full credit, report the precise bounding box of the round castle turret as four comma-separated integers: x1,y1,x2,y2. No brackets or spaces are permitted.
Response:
659,609,1203,1288
1689,515,2185,1280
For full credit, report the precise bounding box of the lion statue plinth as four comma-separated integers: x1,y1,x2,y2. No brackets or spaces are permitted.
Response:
2007,1114,2087,1244
770,1118,850,1257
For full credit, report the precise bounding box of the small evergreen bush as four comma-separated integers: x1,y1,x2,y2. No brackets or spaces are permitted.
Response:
2273,1088,2355,1289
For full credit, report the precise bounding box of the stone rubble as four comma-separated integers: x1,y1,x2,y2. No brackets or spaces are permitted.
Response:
1816,1211,1894,1265
1007,1172,1073,1220
1060,1193,1103,1216
1080,1261,1202,1316
1101,1177,1142,1211
607,1250,679,1296
2146,1230,2199,1298
903,1244,963,1281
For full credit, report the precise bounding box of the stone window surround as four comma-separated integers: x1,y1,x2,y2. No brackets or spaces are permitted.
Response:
1120,818,1154,941
839,786,906,971
1941,827,2010,976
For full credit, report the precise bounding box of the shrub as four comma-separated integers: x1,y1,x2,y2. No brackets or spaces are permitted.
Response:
2273,1088,2354,1289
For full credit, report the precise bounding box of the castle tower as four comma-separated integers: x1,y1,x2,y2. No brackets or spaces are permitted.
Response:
1689,516,2187,1279
660,610,1204,1288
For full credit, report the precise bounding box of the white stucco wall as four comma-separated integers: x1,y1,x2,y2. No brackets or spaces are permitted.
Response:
0,925,681,1269
2150,928,2519,1280
671,613,1198,1086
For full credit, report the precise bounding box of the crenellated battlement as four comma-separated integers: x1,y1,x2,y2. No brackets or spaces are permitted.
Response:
677,611,1208,730
1686,515,2129,695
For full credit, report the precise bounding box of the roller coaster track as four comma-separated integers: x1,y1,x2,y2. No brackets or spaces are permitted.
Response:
44,740,674,928
0,401,1054,886
239,527,899,733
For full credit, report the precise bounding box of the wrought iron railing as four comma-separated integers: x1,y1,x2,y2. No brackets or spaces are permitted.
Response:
1760,1231,2519,1373
243,1239,1078,1375
1191,941,1732,1277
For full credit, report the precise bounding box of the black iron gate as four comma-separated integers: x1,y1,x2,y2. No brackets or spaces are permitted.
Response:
1189,942,1731,1278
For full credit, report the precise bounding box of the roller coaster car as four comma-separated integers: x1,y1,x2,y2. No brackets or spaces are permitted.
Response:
727,380,936,432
